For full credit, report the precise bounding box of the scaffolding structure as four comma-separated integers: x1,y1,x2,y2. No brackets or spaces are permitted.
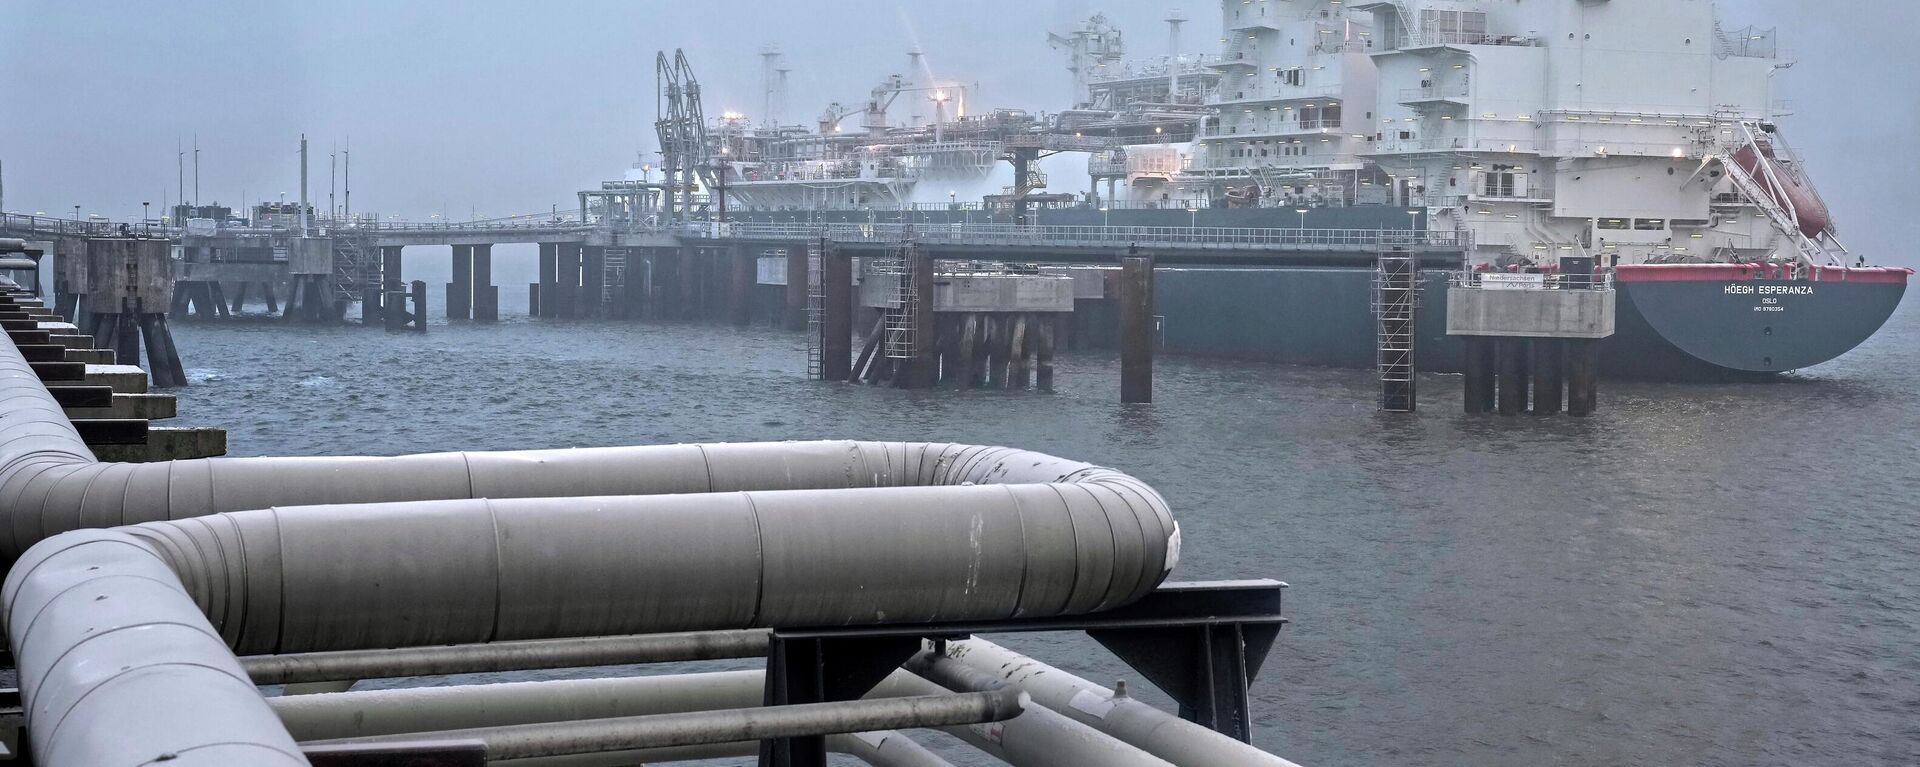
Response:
1373,245,1420,412
874,233,922,361
805,238,825,379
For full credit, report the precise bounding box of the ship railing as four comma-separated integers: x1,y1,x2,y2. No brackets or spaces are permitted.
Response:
1450,269,1615,291
678,221,1471,251
1399,83,1469,102
1372,137,1467,153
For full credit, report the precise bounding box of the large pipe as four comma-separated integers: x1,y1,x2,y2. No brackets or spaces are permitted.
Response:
947,638,1305,767
0,436,1175,575
83,480,1161,655
299,688,1027,760
243,629,772,685
2,529,307,766
269,672,954,767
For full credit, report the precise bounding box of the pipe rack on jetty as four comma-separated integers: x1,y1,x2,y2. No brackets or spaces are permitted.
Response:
0,289,1303,766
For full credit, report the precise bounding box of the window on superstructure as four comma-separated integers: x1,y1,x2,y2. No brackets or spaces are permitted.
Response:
1485,164,1518,197
1634,219,1666,231
1598,218,1629,230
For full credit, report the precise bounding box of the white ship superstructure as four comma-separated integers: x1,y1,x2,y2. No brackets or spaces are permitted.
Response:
1357,0,1804,267
1121,0,1832,268
1192,0,1383,206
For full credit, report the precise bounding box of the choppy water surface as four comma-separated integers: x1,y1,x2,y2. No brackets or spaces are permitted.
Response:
170,298,1919,766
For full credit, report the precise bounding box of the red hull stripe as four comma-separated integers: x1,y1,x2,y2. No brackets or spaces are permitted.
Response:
1615,263,1913,285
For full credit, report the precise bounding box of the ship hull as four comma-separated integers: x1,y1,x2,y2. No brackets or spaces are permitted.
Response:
1147,267,1907,381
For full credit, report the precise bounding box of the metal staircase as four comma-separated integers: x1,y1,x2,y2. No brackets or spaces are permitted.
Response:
602,248,629,304
1373,246,1420,412
330,236,373,303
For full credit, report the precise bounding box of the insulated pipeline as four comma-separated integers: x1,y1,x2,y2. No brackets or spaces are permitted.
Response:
0,332,1185,767
0,436,1175,571
102,480,1166,654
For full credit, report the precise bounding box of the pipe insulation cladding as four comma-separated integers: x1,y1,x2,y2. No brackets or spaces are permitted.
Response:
104,483,1170,654
0,329,1180,766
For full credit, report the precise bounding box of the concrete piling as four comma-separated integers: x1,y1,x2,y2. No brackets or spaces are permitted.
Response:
819,239,853,382
1566,339,1599,417
1447,274,1613,417
1119,256,1154,404
678,247,699,320
472,244,497,322
583,245,606,320
906,245,937,389
71,238,187,388
558,242,583,320
1007,315,1031,390
537,243,559,319
1531,339,1564,416
730,244,754,328
785,244,809,330
1036,316,1058,392
1462,336,1495,414
410,280,428,333
1495,338,1527,416
448,245,473,320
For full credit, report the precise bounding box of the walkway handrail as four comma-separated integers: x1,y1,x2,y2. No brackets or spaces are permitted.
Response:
680,221,1470,250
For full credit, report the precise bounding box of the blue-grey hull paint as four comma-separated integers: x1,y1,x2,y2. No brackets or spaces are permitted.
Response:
1150,268,1906,380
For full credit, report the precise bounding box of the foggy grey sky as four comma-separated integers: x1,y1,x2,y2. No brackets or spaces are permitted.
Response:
3,1,1916,266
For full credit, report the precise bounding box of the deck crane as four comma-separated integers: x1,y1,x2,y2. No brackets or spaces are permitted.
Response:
818,75,911,134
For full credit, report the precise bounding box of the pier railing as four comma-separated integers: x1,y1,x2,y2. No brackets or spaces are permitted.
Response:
683,221,1471,252
7,210,1470,252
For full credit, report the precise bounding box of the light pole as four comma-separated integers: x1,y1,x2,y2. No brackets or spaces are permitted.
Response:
143,202,151,223
72,205,80,222
1294,207,1308,229
1186,207,1198,229
1102,206,1110,229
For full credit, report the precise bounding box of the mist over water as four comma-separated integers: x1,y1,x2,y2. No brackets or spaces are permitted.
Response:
168,293,1920,766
